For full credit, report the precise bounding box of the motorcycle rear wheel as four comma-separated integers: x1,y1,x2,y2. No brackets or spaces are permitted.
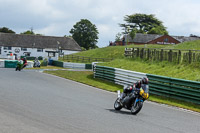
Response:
130,101,143,115
114,98,122,110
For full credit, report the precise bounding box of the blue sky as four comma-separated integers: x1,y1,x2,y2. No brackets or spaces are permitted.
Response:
0,0,200,47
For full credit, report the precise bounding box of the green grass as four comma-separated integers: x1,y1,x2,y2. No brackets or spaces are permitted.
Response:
69,44,171,59
100,59,200,81
167,40,200,50
25,66,68,70
44,70,200,112
44,70,122,92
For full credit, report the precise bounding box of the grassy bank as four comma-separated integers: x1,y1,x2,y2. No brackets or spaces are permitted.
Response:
44,70,200,112
100,59,200,81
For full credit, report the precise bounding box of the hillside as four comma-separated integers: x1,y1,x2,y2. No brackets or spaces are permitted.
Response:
167,40,200,50
72,44,171,59
66,41,200,81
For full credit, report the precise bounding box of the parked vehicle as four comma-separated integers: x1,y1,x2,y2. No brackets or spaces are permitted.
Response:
114,84,149,115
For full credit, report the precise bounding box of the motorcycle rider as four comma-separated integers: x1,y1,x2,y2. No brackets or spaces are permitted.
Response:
22,57,27,68
33,57,40,67
120,77,148,101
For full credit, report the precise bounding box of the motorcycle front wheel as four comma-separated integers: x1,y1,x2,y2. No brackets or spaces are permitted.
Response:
16,66,20,71
114,98,122,110
130,101,143,115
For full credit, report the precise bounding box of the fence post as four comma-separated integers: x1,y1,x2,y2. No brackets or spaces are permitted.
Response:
140,48,144,59
169,49,173,62
189,50,192,64
178,50,181,64
136,48,140,57
132,48,134,58
147,48,150,60
160,49,163,61
153,49,156,61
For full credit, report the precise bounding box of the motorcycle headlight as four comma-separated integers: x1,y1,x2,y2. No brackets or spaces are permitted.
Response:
139,88,149,99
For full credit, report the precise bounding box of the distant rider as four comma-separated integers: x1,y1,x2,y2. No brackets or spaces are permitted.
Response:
22,57,27,68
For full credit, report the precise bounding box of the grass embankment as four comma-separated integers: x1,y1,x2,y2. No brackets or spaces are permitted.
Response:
25,66,68,70
66,44,170,59
45,70,200,112
66,43,200,81
101,59,200,81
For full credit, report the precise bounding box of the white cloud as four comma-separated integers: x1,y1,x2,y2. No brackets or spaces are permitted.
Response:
1,0,200,47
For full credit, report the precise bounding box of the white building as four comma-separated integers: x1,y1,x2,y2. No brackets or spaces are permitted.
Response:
0,33,81,60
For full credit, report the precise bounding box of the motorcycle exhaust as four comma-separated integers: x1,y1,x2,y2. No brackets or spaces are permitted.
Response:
117,90,120,98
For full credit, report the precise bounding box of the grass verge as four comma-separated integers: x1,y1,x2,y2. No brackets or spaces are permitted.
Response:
25,66,69,70
44,70,200,113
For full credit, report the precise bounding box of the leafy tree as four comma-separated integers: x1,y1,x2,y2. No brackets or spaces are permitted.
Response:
129,28,137,39
147,26,168,35
70,19,99,50
21,30,35,35
120,13,168,35
0,27,15,33
115,32,122,42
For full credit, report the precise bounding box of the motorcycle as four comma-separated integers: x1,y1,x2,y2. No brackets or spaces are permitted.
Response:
33,59,41,67
114,84,149,115
16,60,27,71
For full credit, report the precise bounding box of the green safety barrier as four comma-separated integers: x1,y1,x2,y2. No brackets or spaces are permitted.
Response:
147,74,200,104
52,60,64,67
5,60,18,68
94,65,115,81
94,65,200,104
85,64,92,69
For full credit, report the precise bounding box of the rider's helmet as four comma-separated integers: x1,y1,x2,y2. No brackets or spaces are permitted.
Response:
141,77,148,84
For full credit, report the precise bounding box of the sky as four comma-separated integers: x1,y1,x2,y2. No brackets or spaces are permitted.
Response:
0,0,200,48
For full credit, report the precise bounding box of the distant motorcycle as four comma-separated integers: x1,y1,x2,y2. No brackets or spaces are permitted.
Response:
114,85,149,115
16,60,27,71
33,59,40,67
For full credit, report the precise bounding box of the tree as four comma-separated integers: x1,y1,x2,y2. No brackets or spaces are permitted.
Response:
147,26,168,35
0,27,15,33
129,28,136,39
70,19,99,50
21,30,35,35
115,32,122,42
120,13,168,35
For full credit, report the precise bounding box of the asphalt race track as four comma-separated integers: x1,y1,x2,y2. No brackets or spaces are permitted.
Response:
0,68,199,133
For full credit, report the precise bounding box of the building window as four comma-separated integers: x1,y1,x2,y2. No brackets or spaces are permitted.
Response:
164,38,169,42
21,48,27,51
37,48,43,52
23,52,31,56
48,52,55,57
4,46,12,50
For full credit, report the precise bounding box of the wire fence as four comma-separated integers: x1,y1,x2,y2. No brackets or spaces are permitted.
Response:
63,54,114,63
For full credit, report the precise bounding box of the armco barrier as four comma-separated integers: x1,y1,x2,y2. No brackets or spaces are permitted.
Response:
52,61,92,69
147,74,200,104
63,62,85,69
94,65,200,104
94,65,146,86
0,60,5,68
